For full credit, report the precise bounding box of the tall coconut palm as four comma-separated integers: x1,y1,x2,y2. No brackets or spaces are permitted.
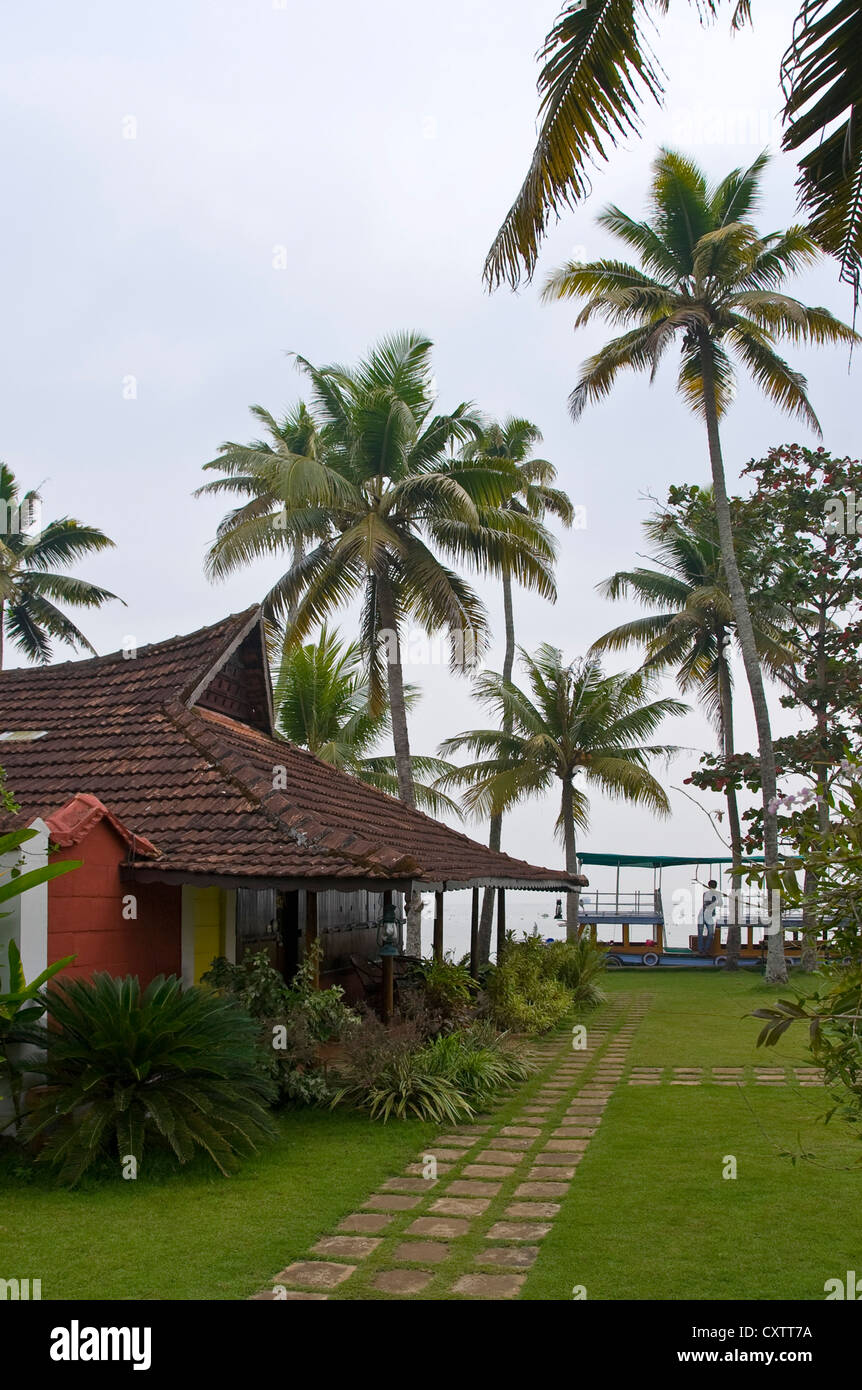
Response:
438,645,686,940
542,149,857,980
273,623,460,816
591,488,796,966
199,332,556,809
461,419,573,960
484,0,862,298
0,465,120,669
195,402,326,627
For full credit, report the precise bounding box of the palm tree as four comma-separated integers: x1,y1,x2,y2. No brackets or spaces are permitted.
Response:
273,623,460,817
484,0,861,297
196,402,325,627
460,418,573,960
199,332,556,809
591,487,795,966
438,644,686,940
0,465,120,669
542,148,857,980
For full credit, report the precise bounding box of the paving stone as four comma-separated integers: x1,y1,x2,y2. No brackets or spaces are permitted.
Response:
499,1125,542,1137
252,1289,328,1300
528,1165,575,1180
475,1149,522,1165
339,1212,393,1233
463,1164,515,1180
553,1128,593,1141
486,1220,551,1241
382,1176,437,1193
505,1201,560,1219
363,1194,422,1212
453,1125,490,1135
392,1241,450,1265
671,1080,701,1086
453,1272,525,1298
371,1269,433,1295
629,1078,661,1085
406,1216,471,1238
311,1235,381,1259
435,1134,477,1147
446,1179,503,1196
534,1149,583,1164
475,1245,539,1269
515,1181,570,1198
545,1138,589,1151
487,1136,533,1150
418,1148,465,1162
430,1196,490,1217
404,1162,454,1176
273,1261,355,1289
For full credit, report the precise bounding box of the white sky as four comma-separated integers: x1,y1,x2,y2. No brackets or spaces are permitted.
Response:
1,0,856,906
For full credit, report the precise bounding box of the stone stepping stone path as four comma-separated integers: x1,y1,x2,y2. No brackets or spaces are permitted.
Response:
627,1065,824,1086
250,993,651,1301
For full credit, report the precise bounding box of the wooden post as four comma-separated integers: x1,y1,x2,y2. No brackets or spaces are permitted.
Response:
433,890,444,963
304,891,319,989
470,886,480,979
495,887,506,963
381,890,394,1023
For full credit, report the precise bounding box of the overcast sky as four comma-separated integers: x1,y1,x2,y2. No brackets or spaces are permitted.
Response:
1,0,857,901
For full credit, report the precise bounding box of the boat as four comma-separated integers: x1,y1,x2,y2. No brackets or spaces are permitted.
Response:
574,852,824,968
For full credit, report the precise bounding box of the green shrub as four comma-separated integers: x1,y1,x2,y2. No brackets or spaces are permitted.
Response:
203,948,356,1105
422,1025,532,1101
406,955,477,1014
541,938,608,1009
28,973,277,1185
329,1012,531,1122
486,935,573,1033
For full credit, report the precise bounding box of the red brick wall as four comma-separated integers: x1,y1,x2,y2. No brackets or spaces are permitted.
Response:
48,820,181,984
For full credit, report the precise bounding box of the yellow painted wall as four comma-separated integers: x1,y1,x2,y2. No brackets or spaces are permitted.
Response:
192,887,225,984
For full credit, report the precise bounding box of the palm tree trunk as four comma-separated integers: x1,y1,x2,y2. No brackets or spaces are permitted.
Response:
802,596,830,971
717,640,742,970
376,572,416,808
562,774,580,942
699,336,785,983
479,568,516,961
0,601,4,670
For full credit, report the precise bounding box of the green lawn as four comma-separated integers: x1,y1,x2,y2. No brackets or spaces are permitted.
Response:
523,969,861,1301
2,967,857,1302
0,1107,435,1301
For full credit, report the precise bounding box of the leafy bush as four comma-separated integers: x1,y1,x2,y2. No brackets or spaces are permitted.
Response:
330,1011,532,1121
422,1024,532,1100
541,938,608,1009
486,934,573,1034
28,973,277,1185
203,948,356,1105
400,954,480,1034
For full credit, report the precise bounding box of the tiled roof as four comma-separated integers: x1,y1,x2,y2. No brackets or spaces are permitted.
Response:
0,609,583,890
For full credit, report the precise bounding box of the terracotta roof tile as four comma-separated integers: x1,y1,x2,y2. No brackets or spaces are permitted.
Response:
0,610,584,890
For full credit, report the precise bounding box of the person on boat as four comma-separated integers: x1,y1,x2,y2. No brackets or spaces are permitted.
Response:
697,880,722,955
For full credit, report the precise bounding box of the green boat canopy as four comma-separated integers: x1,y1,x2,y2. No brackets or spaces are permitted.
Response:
576,852,765,869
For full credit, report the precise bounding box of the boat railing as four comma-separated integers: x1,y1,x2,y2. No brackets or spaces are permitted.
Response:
578,890,663,921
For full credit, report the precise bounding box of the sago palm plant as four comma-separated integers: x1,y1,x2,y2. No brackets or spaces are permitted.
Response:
29,973,277,1185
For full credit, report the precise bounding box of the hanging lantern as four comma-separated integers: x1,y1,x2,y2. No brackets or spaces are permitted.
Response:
376,902,403,957
554,897,563,921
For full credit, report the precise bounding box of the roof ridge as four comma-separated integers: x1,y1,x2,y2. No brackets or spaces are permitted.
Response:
0,607,259,683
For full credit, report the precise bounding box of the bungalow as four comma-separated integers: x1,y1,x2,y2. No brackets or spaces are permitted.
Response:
0,608,584,997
